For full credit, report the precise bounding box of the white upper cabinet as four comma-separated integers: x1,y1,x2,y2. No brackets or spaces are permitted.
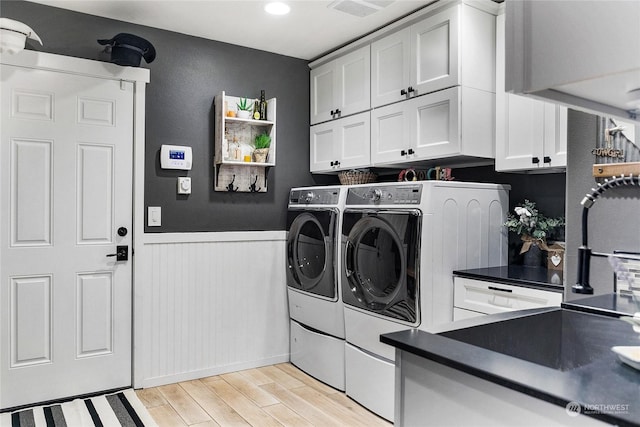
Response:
371,27,411,108
371,2,496,109
372,86,494,166
505,0,640,121
310,45,370,125
310,112,371,173
495,11,567,172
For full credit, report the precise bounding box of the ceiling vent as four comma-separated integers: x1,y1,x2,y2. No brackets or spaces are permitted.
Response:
328,0,395,18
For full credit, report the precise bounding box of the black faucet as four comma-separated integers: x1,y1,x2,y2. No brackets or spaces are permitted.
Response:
573,175,640,294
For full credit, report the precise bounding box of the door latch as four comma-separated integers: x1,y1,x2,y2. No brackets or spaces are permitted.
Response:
106,245,129,261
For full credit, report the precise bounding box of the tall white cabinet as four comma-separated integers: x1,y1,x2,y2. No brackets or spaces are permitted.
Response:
495,8,567,172
310,0,499,174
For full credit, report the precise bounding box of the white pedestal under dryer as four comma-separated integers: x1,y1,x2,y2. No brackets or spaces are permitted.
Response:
341,181,509,420
286,186,347,391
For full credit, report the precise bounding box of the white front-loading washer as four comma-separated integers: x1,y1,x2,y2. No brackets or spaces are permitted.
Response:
341,181,509,420
286,185,346,390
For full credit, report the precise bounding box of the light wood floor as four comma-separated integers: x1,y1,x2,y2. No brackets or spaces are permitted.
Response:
136,363,392,427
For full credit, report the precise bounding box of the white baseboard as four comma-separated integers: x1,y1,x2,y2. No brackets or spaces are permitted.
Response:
137,354,290,389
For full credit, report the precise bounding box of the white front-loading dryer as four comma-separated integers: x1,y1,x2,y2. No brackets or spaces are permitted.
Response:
341,181,509,420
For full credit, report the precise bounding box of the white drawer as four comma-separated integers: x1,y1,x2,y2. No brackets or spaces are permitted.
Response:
453,277,562,315
453,307,485,321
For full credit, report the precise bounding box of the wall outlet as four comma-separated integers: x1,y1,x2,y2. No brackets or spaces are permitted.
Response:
148,206,161,227
177,177,191,194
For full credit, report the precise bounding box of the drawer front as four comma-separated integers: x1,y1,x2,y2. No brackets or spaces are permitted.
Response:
453,307,484,321
454,277,562,315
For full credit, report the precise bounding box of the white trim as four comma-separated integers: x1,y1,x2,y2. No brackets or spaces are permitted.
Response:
142,230,287,245
0,50,150,83
132,70,148,389
137,354,289,389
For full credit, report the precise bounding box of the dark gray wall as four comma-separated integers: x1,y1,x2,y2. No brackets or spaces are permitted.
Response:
2,0,321,232
565,110,640,300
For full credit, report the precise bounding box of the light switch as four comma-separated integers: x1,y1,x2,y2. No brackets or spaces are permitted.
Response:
148,206,161,227
177,177,191,194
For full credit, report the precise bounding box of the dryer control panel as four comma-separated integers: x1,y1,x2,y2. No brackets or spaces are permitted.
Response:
289,188,340,205
346,185,422,205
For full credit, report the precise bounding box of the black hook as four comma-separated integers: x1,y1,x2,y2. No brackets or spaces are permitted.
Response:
249,175,261,193
227,174,238,192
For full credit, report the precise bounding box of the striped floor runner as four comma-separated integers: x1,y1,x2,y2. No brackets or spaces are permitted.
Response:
1,389,157,427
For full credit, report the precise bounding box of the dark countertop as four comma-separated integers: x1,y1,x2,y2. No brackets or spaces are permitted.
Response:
453,265,564,292
381,307,640,427
563,293,639,318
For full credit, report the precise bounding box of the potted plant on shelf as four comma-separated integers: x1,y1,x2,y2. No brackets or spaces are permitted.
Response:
504,199,565,267
253,132,271,163
236,98,253,119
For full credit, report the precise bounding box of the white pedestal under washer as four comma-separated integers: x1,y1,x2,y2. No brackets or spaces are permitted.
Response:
341,181,509,420
286,185,347,391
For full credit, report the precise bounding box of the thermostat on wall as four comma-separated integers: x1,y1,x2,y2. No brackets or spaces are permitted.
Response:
160,144,192,170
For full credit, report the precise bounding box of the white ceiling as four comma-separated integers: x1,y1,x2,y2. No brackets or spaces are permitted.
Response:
26,0,436,60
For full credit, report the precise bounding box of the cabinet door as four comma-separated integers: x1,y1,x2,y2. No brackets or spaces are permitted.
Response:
543,104,568,168
310,61,336,125
371,101,411,165
410,5,459,96
411,87,460,159
336,45,371,118
371,28,410,108
495,93,545,171
335,112,371,170
496,11,566,173
310,121,337,172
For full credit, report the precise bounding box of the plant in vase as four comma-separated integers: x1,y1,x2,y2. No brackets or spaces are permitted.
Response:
253,132,271,163
236,98,254,119
504,199,565,266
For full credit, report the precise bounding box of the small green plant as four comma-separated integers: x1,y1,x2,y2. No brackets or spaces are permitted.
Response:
254,132,271,149
237,97,253,111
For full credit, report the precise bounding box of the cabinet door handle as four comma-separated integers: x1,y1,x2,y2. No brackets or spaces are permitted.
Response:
335,109,341,115
488,286,513,293
400,89,407,96
543,156,552,163
408,148,414,155
330,161,335,166
401,149,407,156
532,157,540,164
408,86,415,93
335,160,340,166
330,110,335,115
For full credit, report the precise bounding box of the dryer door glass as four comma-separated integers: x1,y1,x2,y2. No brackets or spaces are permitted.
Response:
286,210,337,299
343,211,420,323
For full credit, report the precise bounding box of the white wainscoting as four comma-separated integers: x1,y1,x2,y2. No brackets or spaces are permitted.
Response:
134,231,288,388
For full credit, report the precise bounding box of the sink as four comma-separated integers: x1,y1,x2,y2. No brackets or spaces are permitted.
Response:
440,309,627,371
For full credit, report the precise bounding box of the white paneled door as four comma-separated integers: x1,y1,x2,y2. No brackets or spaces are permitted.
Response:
1,63,134,409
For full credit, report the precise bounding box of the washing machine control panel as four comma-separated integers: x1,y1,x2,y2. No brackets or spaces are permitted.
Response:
346,185,422,205
289,188,340,205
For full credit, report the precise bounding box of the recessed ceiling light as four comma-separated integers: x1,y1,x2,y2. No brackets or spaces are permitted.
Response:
265,2,291,15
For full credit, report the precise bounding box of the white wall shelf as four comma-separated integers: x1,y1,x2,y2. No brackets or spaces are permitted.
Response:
214,91,276,192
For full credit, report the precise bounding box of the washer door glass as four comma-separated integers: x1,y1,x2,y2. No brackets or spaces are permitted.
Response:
287,210,336,298
343,212,419,323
